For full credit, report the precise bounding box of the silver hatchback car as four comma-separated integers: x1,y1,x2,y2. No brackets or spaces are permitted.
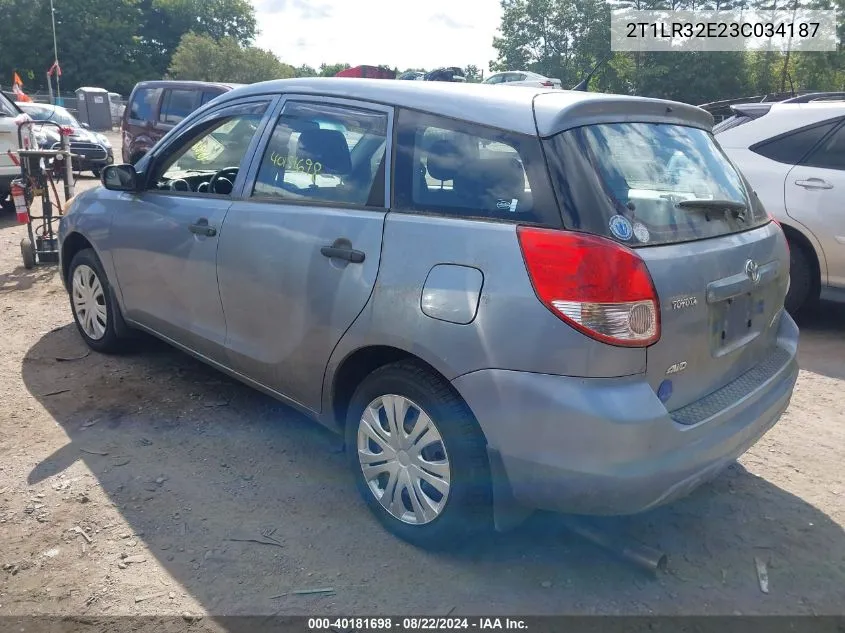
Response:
59,79,799,547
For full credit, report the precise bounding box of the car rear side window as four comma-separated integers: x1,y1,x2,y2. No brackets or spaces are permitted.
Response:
159,89,200,124
800,124,845,170
128,87,162,122
393,108,559,226
544,122,768,246
750,120,838,165
252,100,388,207
200,91,219,106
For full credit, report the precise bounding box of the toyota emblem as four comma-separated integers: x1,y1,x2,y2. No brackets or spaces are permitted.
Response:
745,259,760,284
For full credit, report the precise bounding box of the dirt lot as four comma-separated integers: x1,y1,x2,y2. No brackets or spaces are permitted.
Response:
0,161,844,620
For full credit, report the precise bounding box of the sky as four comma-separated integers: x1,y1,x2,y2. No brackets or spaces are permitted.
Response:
250,0,503,72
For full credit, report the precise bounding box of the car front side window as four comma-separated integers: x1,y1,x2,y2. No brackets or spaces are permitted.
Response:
148,101,269,195
251,100,388,207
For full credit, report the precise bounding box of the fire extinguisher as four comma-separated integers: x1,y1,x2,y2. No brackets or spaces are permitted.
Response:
11,181,29,225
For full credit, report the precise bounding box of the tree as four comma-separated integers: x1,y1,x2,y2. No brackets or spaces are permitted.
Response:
295,64,318,77
0,0,151,95
464,65,482,82
319,63,352,77
168,33,295,84
491,0,610,88
0,0,259,94
490,0,845,104
138,0,257,78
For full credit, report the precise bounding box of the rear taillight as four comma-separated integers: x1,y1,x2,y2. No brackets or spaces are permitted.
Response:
517,227,661,347
540,81,553,87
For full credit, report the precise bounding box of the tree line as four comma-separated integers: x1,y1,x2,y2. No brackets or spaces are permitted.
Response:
1,0,842,105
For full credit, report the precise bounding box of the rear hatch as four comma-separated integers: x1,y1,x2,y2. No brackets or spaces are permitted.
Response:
541,117,789,412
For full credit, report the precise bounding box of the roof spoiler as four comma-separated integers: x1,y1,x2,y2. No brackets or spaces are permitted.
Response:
571,52,613,92
729,103,773,118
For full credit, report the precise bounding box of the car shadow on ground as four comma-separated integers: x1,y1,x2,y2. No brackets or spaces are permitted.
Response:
794,301,845,381
0,264,56,293
21,325,845,616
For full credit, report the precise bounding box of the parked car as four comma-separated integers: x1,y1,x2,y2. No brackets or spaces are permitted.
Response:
18,102,114,177
483,71,562,89
59,78,798,547
715,93,845,313
121,80,242,165
108,92,125,127
424,67,466,82
397,71,425,81
0,91,36,211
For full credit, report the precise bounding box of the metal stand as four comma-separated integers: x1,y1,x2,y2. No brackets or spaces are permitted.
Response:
12,121,76,269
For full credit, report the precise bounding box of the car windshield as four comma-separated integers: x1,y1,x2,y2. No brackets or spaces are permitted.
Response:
543,122,769,246
22,105,79,127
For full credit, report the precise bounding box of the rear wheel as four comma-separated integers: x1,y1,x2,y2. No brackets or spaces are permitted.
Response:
345,361,491,549
784,240,815,315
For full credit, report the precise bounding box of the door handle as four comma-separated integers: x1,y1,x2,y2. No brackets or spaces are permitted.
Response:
321,238,365,263
794,178,833,190
188,218,217,237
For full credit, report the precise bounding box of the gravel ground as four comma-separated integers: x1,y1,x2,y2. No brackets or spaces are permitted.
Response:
0,146,843,621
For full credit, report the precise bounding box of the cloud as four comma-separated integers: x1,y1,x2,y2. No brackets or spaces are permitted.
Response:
253,0,331,19
429,13,471,29
252,0,287,14
251,0,502,71
292,0,333,19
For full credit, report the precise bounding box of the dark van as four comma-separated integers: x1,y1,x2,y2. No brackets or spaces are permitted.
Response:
121,80,243,164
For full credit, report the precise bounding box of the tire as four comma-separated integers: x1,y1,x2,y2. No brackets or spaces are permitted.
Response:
20,238,35,270
1,194,13,214
345,360,491,549
91,168,101,178
784,240,815,316
67,248,128,354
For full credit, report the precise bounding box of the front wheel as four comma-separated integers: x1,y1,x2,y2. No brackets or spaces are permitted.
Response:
68,248,128,353
345,361,491,549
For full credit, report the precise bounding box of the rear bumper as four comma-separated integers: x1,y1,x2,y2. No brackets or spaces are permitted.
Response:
451,312,799,516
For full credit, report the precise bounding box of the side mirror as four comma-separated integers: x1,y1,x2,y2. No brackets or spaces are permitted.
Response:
81,122,90,129
102,164,139,192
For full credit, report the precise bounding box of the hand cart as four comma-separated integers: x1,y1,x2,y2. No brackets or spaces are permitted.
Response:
9,120,77,269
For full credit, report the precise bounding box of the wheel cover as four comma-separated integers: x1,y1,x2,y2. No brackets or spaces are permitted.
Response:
357,394,451,525
72,264,108,340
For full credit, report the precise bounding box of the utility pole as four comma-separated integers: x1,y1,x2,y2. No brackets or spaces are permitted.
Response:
50,0,61,103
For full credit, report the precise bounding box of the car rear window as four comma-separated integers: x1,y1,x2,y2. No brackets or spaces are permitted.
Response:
544,122,769,247
128,87,162,122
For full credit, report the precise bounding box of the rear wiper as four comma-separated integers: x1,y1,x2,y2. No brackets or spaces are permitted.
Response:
677,199,748,221
677,199,746,211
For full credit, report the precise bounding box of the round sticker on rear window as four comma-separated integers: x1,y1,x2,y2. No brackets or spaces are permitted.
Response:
608,215,633,241
633,222,650,244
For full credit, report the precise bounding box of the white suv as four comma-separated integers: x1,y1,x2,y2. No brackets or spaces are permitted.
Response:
0,92,35,211
716,98,845,314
